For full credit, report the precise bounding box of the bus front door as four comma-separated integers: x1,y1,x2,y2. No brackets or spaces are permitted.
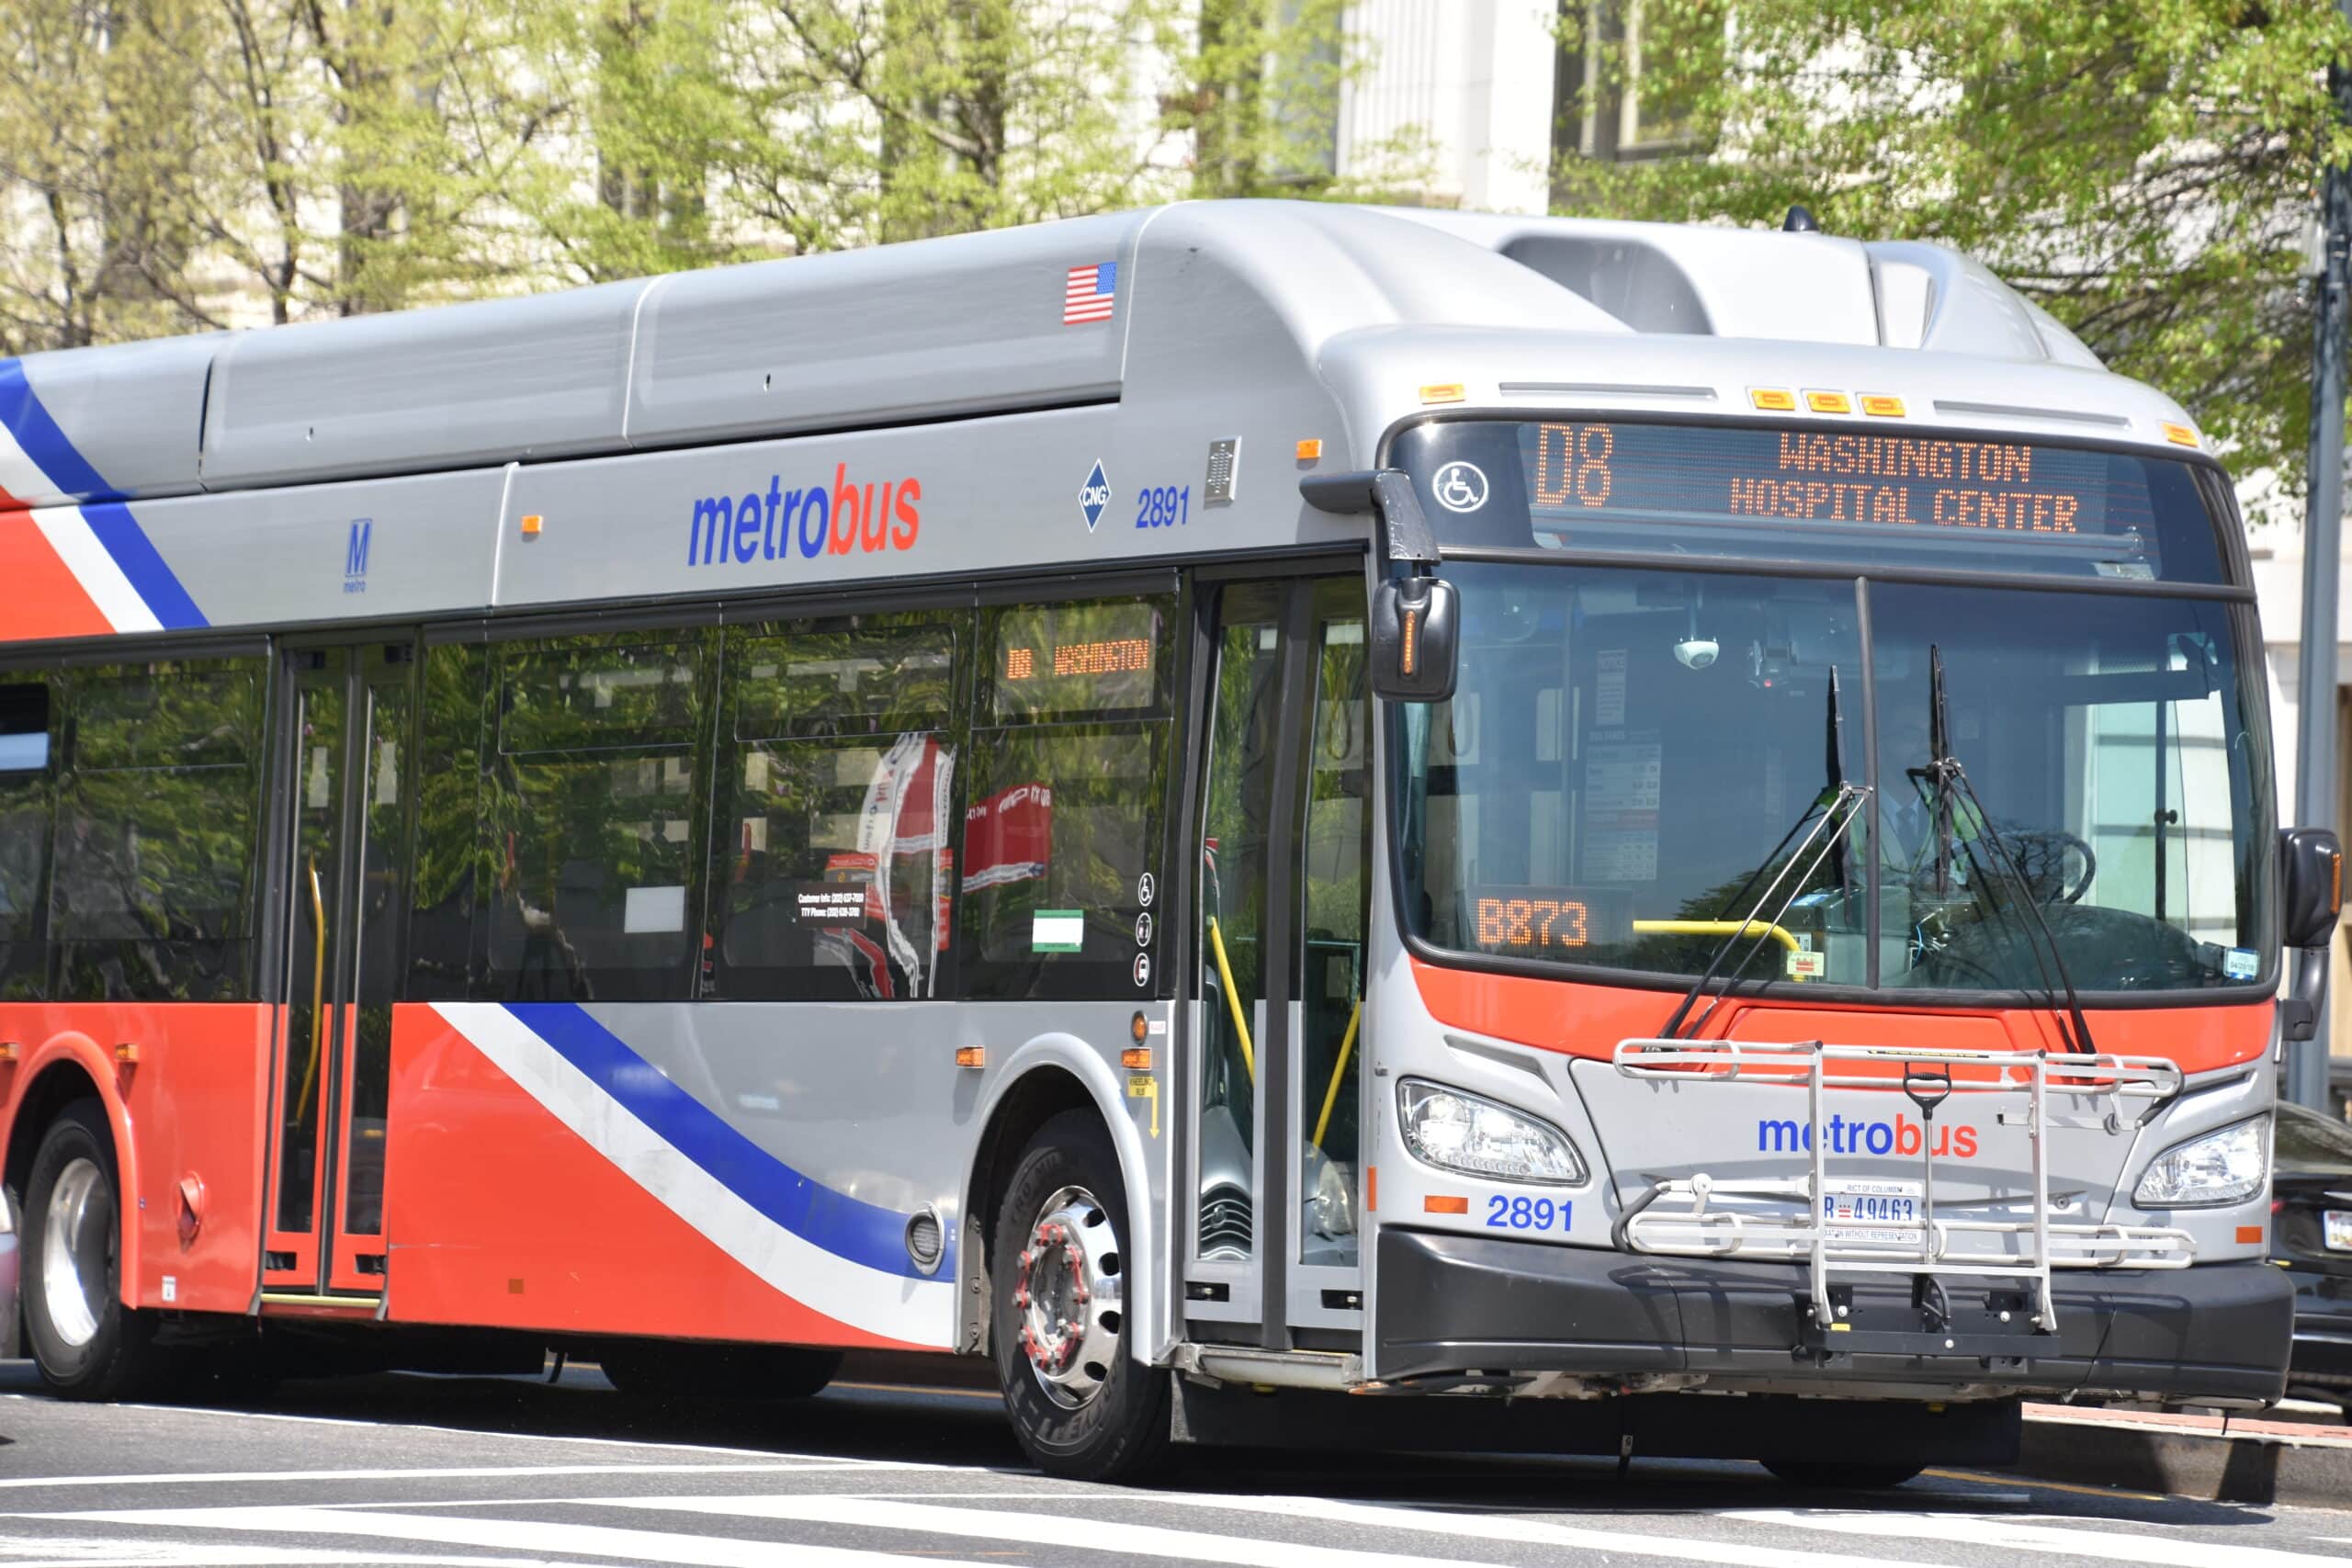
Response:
261,641,414,1302
1190,571,1371,1347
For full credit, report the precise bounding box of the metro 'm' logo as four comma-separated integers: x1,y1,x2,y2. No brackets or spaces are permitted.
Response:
1757,1112,1979,1159
688,462,921,567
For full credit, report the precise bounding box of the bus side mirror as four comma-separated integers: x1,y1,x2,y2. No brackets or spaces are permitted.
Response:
2282,828,2342,951
2278,828,2341,1043
1371,577,1458,703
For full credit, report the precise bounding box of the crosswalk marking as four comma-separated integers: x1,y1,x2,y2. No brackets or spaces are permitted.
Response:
597,1492,1937,1568
1727,1508,2352,1567
0,1541,610,1567
36,1508,999,1568
0,1462,902,1494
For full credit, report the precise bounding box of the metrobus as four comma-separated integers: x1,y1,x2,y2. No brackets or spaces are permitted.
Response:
0,200,2337,1485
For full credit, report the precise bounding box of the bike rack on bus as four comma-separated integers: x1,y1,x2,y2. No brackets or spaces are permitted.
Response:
1608,1039,2194,1349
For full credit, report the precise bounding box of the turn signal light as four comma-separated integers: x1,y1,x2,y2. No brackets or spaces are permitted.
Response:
954,1046,986,1069
0,1042,17,1062
1121,1046,1152,1070
1295,438,1324,461
520,513,545,536
115,1042,141,1064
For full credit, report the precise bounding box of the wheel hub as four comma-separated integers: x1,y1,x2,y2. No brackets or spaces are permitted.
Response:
1012,1185,1123,1408
41,1156,108,1349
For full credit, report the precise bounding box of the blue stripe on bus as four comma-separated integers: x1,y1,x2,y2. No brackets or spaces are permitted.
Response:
0,359,111,498
0,359,208,629
503,1001,939,1281
80,502,209,629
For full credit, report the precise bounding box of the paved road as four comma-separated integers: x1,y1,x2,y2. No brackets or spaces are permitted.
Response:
0,1358,2346,1567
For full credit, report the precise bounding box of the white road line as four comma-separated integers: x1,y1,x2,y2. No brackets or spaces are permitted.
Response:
38,1509,995,1568
0,1541,605,1567
1729,1509,2352,1567
0,1462,914,1494
594,1492,1934,1568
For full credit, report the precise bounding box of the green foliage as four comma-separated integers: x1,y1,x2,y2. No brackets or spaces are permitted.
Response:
1555,0,2352,515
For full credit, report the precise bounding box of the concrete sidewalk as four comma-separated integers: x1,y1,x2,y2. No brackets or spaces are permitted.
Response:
2012,1402,2352,1506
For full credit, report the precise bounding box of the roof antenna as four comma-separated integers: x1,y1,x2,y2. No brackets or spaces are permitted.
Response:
1781,205,1821,233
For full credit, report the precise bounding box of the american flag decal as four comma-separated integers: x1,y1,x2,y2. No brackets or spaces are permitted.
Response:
1063,262,1116,324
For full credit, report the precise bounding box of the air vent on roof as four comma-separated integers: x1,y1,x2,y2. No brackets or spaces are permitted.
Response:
1500,236,1713,335
1500,381,1717,402
1932,400,2131,429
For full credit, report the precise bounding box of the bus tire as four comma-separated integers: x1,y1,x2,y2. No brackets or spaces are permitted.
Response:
600,1340,842,1402
990,1110,1170,1483
1761,1459,1924,1491
21,1100,165,1400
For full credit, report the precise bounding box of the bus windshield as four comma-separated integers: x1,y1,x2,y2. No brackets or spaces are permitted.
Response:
1394,558,2274,997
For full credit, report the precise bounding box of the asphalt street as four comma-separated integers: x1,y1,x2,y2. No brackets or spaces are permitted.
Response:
0,1358,2346,1567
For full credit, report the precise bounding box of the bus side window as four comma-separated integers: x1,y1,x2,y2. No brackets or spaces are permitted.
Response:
711,614,965,1001
405,642,492,1001
48,659,267,1002
481,633,714,1003
0,678,53,998
961,594,1174,1002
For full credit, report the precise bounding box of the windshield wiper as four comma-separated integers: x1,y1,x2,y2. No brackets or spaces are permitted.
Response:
1917,646,2098,1055
1662,671,1870,1040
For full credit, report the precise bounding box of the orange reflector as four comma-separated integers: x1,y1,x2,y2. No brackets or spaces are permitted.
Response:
1295,438,1324,461
520,513,544,536
1366,1165,1377,1213
0,1042,17,1062
1424,1194,1469,1214
1804,389,1853,415
2236,1225,2264,1245
2161,422,2199,447
1122,1046,1152,1070
1419,383,1466,405
1860,394,1906,418
115,1042,141,1064
1748,389,1797,412
954,1046,986,1068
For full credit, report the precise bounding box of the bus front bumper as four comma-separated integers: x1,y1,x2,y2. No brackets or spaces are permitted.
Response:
1376,1227,2293,1405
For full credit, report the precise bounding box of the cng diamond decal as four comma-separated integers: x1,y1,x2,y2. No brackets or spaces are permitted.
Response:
1078,459,1111,532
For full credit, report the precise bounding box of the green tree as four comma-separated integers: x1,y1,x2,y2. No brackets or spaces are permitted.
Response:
1554,0,2352,514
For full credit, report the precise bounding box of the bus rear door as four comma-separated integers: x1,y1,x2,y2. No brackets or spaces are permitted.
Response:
261,640,414,1302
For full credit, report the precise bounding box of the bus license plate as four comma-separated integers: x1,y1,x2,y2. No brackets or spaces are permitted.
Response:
2326,1210,2352,1252
1822,1179,1923,1244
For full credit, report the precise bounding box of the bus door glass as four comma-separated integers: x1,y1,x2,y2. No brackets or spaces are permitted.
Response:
263,641,413,1298
1189,571,1369,1341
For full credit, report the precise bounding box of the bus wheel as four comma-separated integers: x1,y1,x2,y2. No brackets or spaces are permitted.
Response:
1761,1459,1924,1490
990,1110,1169,1482
22,1101,164,1400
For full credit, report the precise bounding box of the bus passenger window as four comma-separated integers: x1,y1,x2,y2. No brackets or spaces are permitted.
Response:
0,680,52,998
963,596,1173,1002
48,660,266,1002
713,615,963,1001
484,636,711,1002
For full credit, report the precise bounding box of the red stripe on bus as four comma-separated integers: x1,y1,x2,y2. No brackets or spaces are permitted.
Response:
0,512,109,638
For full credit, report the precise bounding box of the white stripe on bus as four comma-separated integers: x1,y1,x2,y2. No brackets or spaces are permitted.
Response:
0,1461,909,1492
29,504,159,633
430,1001,958,1348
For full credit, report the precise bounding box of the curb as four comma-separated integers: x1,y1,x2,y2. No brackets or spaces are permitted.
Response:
2009,1404,2352,1507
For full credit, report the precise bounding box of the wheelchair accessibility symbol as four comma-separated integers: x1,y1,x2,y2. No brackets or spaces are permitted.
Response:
1431,461,1488,513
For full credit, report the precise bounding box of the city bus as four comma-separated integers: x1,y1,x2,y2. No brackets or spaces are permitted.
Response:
0,200,2337,1485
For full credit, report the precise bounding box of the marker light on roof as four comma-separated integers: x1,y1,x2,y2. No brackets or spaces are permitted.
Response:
1804,390,1853,414
1419,383,1466,405
1860,395,1906,418
2162,422,2199,447
1748,389,1796,412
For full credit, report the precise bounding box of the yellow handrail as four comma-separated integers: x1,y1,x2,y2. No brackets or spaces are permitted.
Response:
1311,999,1362,1149
295,858,328,1121
1632,918,1803,954
1205,916,1255,1082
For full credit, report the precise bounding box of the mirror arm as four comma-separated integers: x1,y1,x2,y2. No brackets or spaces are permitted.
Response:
1300,468,1442,569
2282,947,2327,1043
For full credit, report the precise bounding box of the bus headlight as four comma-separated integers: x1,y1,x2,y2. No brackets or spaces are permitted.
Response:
1397,1079,1585,1186
2132,1117,2268,1208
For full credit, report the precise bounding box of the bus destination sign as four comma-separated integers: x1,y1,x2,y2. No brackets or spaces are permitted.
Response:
1517,421,2147,541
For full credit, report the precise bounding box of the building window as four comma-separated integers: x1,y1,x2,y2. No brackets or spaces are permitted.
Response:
1552,0,1717,175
